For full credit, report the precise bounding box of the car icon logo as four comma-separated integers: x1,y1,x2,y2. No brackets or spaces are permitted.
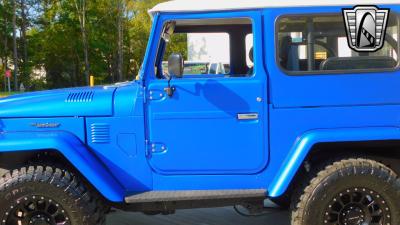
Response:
343,5,390,52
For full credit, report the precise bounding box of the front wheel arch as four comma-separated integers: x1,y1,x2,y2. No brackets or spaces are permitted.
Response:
0,131,124,202
0,164,109,225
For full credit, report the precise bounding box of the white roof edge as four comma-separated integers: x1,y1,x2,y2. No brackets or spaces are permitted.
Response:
149,0,399,16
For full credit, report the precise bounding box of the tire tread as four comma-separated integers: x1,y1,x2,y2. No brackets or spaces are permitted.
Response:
0,165,107,225
291,157,400,225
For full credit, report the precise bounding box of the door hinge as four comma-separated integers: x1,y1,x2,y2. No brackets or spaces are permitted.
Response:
143,87,147,104
145,140,150,157
147,89,165,101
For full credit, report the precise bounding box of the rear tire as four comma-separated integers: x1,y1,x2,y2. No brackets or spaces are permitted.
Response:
291,158,400,225
0,165,107,225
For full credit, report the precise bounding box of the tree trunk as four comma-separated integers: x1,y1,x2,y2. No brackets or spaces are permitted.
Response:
74,0,90,85
82,27,89,85
107,55,113,83
74,52,82,85
117,0,124,82
20,0,28,83
12,0,18,91
2,11,8,92
71,52,78,87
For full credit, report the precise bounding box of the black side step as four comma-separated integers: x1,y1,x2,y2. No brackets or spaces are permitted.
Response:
125,189,267,204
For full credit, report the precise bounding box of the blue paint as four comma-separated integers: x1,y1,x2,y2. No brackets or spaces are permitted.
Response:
0,4,399,204
0,85,121,117
0,131,124,202
268,127,400,197
0,117,86,141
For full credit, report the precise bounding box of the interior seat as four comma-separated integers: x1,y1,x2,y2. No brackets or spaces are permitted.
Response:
320,56,398,71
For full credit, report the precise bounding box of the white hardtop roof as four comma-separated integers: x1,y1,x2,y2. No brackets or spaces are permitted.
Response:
149,0,398,15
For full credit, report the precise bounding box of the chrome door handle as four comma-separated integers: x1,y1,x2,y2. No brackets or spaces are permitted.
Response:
237,113,259,120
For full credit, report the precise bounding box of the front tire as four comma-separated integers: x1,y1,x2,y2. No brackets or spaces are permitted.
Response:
291,158,400,225
0,165,107,225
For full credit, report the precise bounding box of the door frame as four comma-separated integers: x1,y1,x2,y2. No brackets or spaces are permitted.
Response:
142,9,270,180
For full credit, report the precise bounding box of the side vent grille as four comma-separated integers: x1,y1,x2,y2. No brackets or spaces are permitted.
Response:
66,91,94,102
90,123,110,144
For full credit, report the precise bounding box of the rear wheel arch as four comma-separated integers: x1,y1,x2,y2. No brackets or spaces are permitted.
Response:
304,141,400,176
290,157,400,225
275,140,400,207
269,127,400,198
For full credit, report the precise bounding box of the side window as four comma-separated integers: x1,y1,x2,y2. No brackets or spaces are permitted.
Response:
164,32,230,76
277,14,399,73
156,18,254,79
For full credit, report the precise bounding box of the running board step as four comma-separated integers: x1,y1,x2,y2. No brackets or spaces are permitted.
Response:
125,189,266,203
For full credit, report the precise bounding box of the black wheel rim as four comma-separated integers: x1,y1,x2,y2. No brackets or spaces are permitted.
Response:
324,187,391,225
2,195,70,225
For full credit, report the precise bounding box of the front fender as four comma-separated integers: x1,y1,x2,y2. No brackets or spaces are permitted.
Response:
268,127,400,197
0,131,125,202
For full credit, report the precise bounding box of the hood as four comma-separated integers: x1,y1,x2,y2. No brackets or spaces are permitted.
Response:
0,84,127,118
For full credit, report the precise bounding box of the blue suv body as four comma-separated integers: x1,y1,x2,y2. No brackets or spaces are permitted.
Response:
0,1,400,225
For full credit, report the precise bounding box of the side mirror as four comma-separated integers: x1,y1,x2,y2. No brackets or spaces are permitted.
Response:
168,53,184,79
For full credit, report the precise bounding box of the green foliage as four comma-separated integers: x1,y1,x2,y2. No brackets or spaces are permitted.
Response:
164,33,188,60
0,0,177,90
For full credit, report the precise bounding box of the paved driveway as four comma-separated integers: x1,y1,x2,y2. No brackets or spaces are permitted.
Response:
107,207,290,225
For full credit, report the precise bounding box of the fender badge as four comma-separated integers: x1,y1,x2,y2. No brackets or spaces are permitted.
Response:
31,123,61,128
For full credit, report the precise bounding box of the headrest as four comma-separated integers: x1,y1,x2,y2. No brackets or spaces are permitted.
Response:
249,47,254,63
279,36,293,67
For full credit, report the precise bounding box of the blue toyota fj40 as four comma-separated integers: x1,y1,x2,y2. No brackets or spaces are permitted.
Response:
0,0,399,224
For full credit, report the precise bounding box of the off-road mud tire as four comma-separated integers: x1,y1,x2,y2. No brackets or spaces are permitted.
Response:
291,158,400,225
0,165,107,225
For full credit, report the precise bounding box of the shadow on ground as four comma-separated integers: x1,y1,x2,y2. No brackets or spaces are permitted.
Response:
106,207,290,225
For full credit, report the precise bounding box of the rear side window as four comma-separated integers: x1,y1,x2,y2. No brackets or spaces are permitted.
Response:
277,14,399,74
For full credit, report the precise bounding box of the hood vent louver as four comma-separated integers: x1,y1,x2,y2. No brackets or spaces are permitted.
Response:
66,91,94,102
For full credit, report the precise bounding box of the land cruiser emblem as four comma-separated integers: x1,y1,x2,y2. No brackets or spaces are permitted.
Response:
343,5,390,52
31,122,61,128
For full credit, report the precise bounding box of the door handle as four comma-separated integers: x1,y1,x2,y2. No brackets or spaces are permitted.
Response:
237,113,259,120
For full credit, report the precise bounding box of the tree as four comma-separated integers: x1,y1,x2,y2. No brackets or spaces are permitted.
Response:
126,0,165,77
19,0,29,86
0,0,10,91
12,0,18,91
1,0,174,91
117,0,124,81
73,0,90,85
